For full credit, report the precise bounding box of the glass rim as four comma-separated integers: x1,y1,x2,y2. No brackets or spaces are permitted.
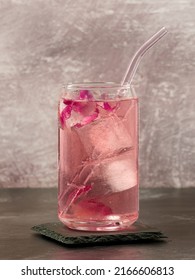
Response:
64,82,134,90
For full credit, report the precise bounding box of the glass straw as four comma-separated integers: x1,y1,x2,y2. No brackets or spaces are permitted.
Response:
121,27,168,85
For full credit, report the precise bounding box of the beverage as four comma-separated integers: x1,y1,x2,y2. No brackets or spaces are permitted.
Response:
58,83,138,231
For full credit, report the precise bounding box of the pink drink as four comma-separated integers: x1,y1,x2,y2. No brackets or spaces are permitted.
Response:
58,83,138,231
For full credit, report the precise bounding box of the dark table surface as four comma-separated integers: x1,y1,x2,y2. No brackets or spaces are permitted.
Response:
0,188,194,260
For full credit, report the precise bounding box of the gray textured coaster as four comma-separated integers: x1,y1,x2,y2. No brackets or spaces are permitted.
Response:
32,222,167,246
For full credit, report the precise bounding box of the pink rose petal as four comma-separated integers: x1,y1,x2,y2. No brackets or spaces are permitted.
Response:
61,91,99,128
103,102,119,112
74,108,99,128
103,102,112,111
72,199,112,218
60,105,72,127
72,102,86,113
63,99,73,105
79,90,93,100
74,123,82,128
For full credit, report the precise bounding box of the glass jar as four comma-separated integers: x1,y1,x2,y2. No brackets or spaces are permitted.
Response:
58,82,139,231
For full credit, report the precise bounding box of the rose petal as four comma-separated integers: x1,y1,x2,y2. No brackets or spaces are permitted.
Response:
103,102,113,111
79,90,93,100
60,105,72,127
74,123,82,128
72,102,86,113
63,99,73,105
72,199,112,218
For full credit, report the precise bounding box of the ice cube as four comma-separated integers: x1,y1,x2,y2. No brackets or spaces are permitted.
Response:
66,101,97,127
74,115,133,159
72,150,137,194
104,151,137,192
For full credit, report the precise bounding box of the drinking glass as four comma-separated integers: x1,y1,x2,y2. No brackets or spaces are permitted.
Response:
58,82,139,231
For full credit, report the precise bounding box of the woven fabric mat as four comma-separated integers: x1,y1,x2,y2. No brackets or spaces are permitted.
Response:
32,222,167,246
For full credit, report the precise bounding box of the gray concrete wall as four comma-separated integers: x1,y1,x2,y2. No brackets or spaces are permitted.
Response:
0,0,194,188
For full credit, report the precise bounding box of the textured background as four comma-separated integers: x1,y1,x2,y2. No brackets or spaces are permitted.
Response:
0,0,194,188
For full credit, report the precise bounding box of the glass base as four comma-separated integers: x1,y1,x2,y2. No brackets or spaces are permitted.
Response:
59,213,139,231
